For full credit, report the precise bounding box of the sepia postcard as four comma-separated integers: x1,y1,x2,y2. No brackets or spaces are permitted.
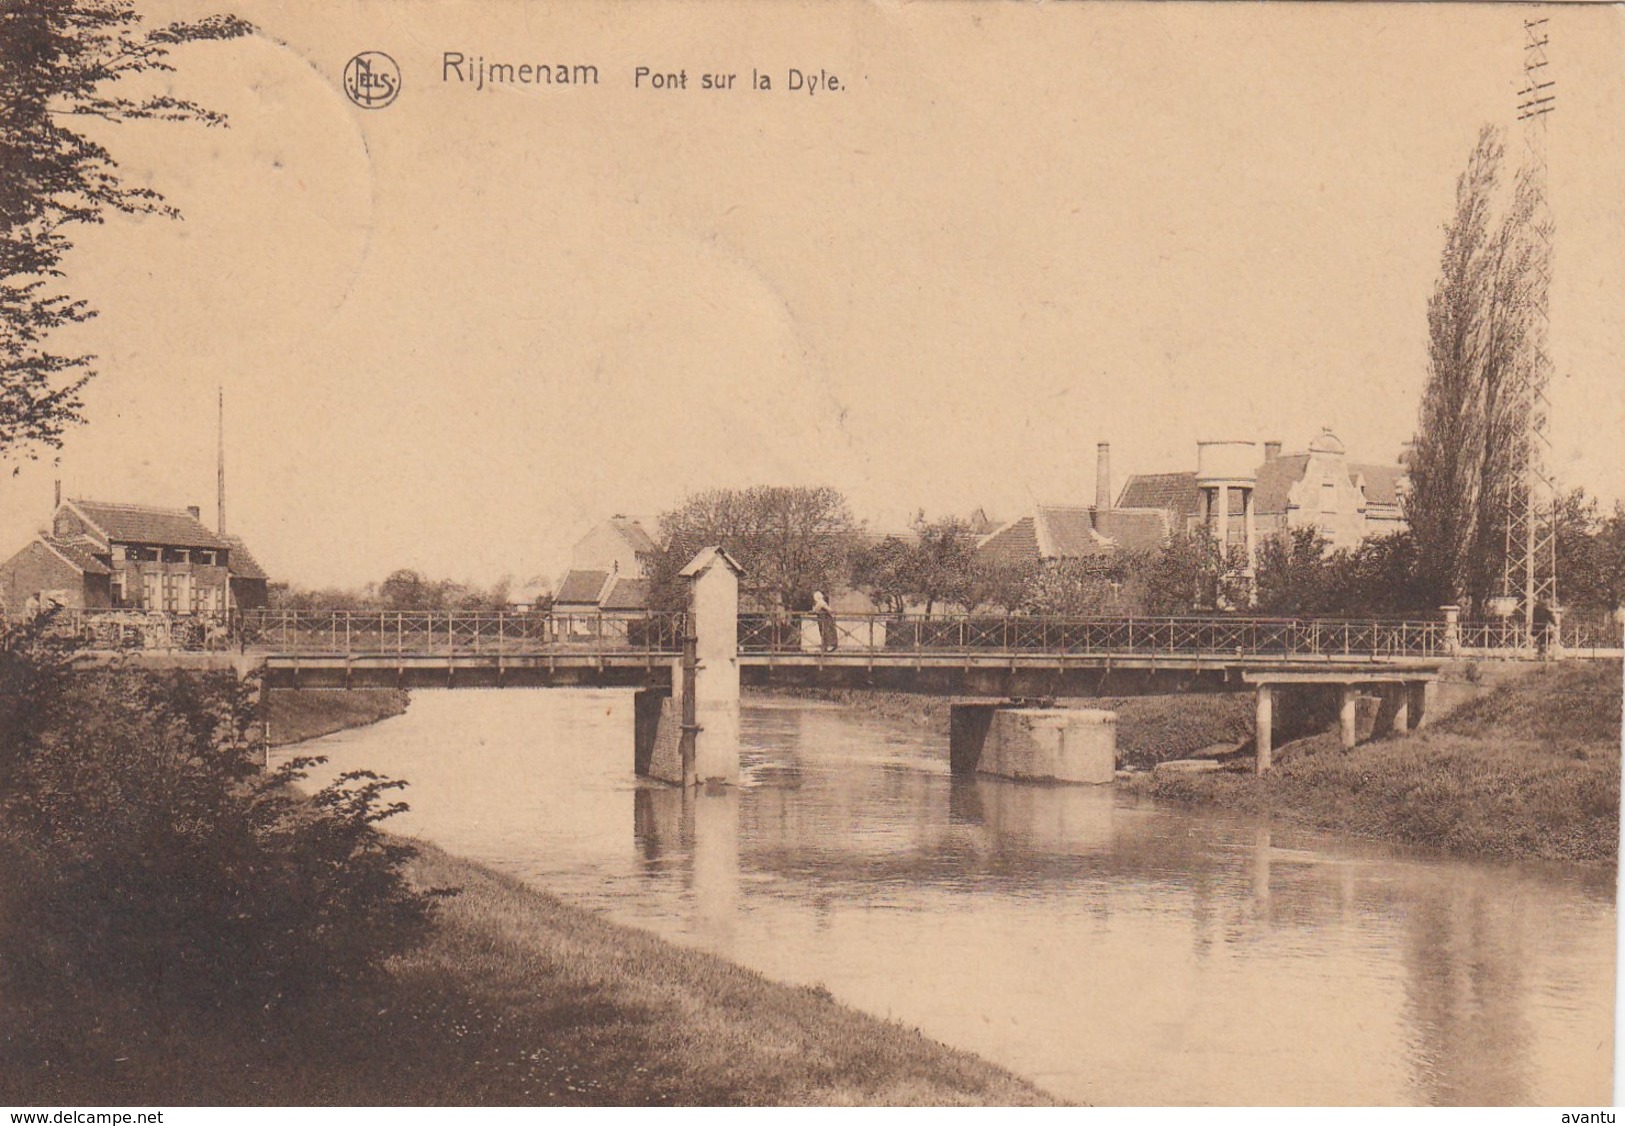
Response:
0,0,1621,1111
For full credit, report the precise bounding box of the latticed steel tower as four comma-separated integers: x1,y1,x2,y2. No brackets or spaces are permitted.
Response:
1501,17,1559,630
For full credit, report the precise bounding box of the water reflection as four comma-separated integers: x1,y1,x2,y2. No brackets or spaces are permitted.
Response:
280,690,1615,1105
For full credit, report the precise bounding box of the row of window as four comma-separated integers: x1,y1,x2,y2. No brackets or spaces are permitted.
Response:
109,544,220,566
111,571,227,613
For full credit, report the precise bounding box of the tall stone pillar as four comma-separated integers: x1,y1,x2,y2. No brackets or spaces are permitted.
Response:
1216,483,1230,551
1407,680,1430,730
681,546,744,786
1254,684,1273,774
1392,684,1410,733
1338,684,1359,749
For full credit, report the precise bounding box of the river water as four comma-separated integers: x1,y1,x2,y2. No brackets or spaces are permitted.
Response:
276,689,1616,1105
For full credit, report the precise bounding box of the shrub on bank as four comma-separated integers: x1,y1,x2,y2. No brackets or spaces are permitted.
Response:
0,620,442,1014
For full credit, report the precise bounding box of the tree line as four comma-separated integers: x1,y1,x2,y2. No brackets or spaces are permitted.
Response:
637,483,1625,623
269,569,543,613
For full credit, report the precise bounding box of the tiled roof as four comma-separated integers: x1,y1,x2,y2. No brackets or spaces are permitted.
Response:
223,535,268,581
1036,505,1107,557
1117,472,1201,515
1094,508,1170,553
599,575,650,611
555,568,610,604
1352,463,1404,507
69,499,229,550
1253,455,1311,516
1118,472,1247,517
977,517,1039,567
609,517,658,556
41,536,111,575
977,506,1168,565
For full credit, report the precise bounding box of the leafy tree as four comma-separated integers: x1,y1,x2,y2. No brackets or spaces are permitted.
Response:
1407,125,1551,611
1,1,251,460
1023,557,1122,617
850,534,914,616
1254,527,1333,615
1589,504,1625,617
1320,532,1428,615
378,568,433,610
962,557,1039,615
1547,490,1625,619
907,514,980,616
1139,529,1224,615
647,486,855,612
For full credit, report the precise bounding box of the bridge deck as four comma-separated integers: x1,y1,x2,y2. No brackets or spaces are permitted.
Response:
49,608,1615,691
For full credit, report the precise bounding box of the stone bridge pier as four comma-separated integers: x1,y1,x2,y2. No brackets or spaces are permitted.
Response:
635,547,743,787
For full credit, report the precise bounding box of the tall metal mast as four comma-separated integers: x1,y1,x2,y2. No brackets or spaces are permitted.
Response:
1502,16,1558,631
217,384,227,536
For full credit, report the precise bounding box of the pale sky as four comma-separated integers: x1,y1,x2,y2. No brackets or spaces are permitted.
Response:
3,1,1622,589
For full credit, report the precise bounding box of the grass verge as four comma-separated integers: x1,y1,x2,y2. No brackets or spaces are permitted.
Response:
2,841,1056,1106
1131,660,1621,866
266,687,410,746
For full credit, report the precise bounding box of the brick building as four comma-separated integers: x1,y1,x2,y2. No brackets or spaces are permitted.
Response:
0,498,268,619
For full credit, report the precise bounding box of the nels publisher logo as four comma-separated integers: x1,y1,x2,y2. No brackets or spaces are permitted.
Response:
344,51,400,109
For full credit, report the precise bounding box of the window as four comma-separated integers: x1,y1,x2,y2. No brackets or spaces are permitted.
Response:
1320,477,1338,514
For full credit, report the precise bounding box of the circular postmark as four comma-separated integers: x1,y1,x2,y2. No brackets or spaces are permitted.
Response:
343,51,401,109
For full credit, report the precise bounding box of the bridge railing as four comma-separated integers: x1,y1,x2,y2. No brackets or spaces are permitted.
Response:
237,609,685,656
43,608,234,652
740,613,1457,660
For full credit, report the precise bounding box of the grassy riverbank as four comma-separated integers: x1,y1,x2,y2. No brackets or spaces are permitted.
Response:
1135,660,1622,865
5,681,1053,1106
266,687,410,746
3,840,1055,1105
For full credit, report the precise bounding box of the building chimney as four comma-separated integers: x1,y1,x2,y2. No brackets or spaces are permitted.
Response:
53,479,61,508
1264,441,1282,463
187,505,202,520
1095,443,1113,510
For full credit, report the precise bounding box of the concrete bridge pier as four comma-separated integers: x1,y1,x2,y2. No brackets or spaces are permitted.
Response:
636,547,743,787
1248,670,1439,773
949,702,1117,784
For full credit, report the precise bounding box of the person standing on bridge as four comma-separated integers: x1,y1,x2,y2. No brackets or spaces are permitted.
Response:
813,590,837,652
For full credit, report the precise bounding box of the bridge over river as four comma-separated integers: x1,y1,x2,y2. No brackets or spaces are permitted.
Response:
56,548,1619,783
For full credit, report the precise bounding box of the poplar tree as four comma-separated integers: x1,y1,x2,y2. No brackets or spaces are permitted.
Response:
1407,125,1550,610
0,1,249,459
